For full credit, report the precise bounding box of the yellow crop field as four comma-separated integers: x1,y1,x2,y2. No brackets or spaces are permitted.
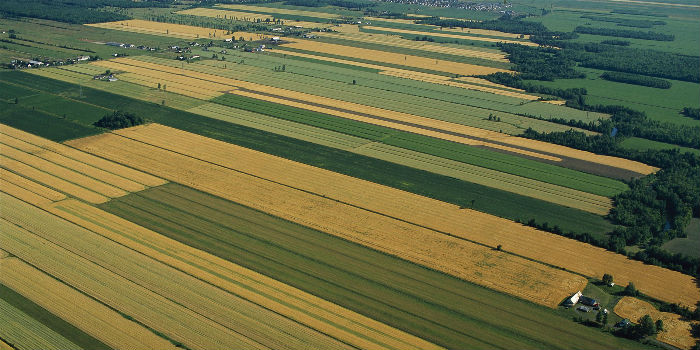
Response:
0,296,79,350
281,39,508,75
0,257,179,350
614,297,697,349
438,27,530,39
87,19,268,41
117,72,224,100
178,8,273,21
71,124,695,307
0,338,12,350
0,168,66,201
217,4,340,18
361,26,540,46
2,193,353,350
49,198,444,350
68,130,589,308
1,134,145,193
1,125,166,187
0,177,55,207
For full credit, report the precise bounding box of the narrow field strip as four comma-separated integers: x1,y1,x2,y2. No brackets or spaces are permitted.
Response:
86,20,268,41
280,39,508,76
0,124,166,187
0,297,80,350
49,198,444,350
0,178,55,207
217,4,341,19
0,168,66,201
72,124,695,307
361,26,540,46
0,258,179,350
68,130,589,308
614,297,696,349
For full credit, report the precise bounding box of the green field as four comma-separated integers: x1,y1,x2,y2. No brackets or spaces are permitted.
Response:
0,70,616,235
662,218,700,257
620,137,700,155
99,183,651,350
0,102,101,141
0,284,111,350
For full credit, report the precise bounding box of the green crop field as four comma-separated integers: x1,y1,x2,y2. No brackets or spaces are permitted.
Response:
99,183,651,350
662,218,700,257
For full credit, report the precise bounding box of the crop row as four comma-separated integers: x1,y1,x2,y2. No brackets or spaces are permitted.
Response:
0,296,80,350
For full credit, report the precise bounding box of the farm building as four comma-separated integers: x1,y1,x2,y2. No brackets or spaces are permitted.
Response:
579,296,599,307
563,291,582,306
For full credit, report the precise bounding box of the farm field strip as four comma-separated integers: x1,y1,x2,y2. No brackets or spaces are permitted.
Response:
280,39,508,76
0,296,80,350
353,142,612,214
217,4,341,19
437,27,530,39
614,297,696,349
315,32,509,61
49,198,443,350
1,124,165,187
0,258,179,350
0,168,66,201
190,102,371,150
0,215,268,350
377,70,538,100
67,129,590,308
84,124,695,307
0,177,58,207
117,72,224,100
190,103,609,212
1,133,146,193
361,26,540,46
86,20,269,41
0,193,352,350
179,8,273,21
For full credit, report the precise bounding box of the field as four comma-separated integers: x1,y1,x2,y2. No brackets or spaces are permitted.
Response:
86,20,268,41
66,124,699,308
217,4,341,19
614,297,697,349
662,218,700,257
0,296,80,350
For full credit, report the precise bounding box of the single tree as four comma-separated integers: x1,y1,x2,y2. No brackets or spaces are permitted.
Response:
638,315,656,336
655,319,664,332
602,273,614,285
625,282,639,296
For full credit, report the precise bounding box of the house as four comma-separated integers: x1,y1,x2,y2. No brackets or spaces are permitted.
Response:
563,291,582,307
579,296,599,307
271,37,280,42
77,55,90,61
615,319,631,328
106,42,124,47
272,28,283,32
28,60,44,67
225,38,233,42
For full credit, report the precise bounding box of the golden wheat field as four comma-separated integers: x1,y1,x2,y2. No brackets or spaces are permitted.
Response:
0,257,179,350
178,8,333,28
217,4,341,18
614,297,697,349
361,26,540,46
77,124,698,308
67,129,591,308
281,39,508,75
47,198,444,350
87,19,268,41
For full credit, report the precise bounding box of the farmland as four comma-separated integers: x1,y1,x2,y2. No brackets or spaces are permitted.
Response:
66,124,698,308
0,0,698,348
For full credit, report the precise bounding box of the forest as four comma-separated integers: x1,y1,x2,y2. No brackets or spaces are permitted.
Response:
574,26,675,41
600,71,672,89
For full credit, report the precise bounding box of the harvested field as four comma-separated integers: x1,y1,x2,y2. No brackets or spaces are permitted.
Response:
614,297,697,349
117,72,224,100
280,39,508,75
217,4,340,19
362,26,540,46
178,8,332,28
0,297,79,350
67,129,590,308
68,124,695,307
438,27,530,39
0,193,350,350
86,20,268,41
49,198,443,350
0,339,12,350
0,257,178,350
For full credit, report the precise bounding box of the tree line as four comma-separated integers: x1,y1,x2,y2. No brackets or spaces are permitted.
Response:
580,14,665,28
0,0,171,24
601,71,671,89
681,107,700,120
574,26,674,41
415,16,550,35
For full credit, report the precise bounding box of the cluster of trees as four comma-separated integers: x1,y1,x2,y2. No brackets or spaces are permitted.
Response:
612,9,668,17
580,14,665,28
413,35,435,42
615,315,663,340
493,43,584,80
0,0,171,24
574,26,675,41
94,110,145,130
600,39,630,46
415,16,549,35
681,107,700,120
601,71,671,89
483,72,587,99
